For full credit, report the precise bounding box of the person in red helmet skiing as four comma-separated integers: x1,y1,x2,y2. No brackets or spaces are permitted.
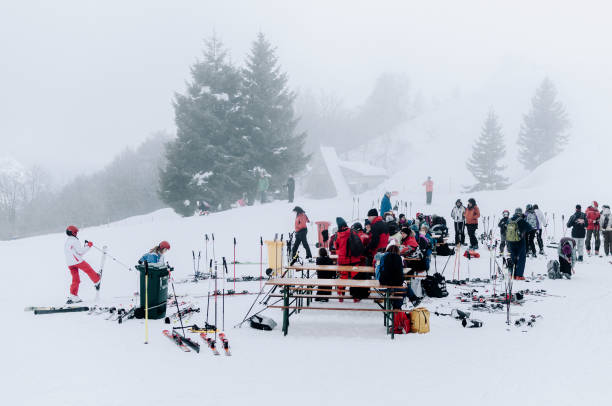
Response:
64,225,101,304
139,241,171,267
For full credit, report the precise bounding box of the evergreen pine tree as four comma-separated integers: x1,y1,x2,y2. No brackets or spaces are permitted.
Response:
466,110,509,192
518,78,570,170
160,35,250,215
241,32,309,196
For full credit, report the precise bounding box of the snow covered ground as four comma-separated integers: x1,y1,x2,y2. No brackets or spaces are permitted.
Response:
4,180,612,406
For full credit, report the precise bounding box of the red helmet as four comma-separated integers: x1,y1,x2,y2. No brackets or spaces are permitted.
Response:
66,225,79,236
159,241,171,250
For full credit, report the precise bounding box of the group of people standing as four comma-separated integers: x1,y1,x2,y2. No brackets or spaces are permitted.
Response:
450,198,481,250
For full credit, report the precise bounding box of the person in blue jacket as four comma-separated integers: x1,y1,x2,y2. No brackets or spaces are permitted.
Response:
139,241,171,267
380,192,392,218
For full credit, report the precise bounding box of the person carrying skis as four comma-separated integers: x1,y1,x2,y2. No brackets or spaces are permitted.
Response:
64,225,101,304
524,204,539,258
366,209,390,261
505,208,532,280
600,205,612,256
557,237,577,277
498,210,510,256
423,176,434,205
465,198,480,250
291,206,312,260
533,204,547,255
566,204,587,261
380,192,392,218
139,241,171,267
451,199,466,245
585,201,601,256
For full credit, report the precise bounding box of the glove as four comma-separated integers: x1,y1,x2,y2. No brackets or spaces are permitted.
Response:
85,241,93,247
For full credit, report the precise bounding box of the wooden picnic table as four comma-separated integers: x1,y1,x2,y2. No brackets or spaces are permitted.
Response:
265,278,407,338
286,264,374,273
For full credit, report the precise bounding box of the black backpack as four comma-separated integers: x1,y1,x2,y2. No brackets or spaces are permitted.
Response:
422,272,449,298
346,230,365,257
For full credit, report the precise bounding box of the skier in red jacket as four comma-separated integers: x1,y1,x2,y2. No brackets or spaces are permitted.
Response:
585,201,601,256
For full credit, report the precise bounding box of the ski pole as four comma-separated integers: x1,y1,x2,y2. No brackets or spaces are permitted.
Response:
233,238,237,292
260,237,263,290
169,267,186,337
91,244,133,271
206,259,212,327
214,260,218,342
144,261,149,344
95,246,108,302
222,257,229,331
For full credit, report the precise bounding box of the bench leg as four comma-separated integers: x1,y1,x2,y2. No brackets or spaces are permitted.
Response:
282,286,290,336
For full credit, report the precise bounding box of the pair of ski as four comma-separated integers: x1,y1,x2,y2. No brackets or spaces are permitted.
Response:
162,329,201,353
201,332,231,356
25,306,89,315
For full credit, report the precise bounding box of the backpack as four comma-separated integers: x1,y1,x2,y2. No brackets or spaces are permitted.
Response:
603,215,610,230
346,230,365,257
435,243,454,256
393,312,412,334
547,259,562,280
409,308,430,334
526,211,538,229
506,220,521,242
375,253,387,280
421,272,449,298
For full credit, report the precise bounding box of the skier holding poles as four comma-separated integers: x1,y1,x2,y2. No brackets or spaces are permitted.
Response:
64,225,102,304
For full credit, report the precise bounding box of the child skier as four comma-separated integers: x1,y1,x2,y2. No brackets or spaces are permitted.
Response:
498,210,510,256
64,225,101,304
139,241,171,267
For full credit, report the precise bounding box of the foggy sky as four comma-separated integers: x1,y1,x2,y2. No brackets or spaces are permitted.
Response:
2,0,611,181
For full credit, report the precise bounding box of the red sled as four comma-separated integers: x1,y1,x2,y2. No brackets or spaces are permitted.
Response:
463,251,480,259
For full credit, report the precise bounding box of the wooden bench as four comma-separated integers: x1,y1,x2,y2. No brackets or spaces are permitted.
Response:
285,264,425,279
265,278,411,338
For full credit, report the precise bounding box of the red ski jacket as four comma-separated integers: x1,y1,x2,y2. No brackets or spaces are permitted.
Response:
586,206,600,230
295,213,309,232
335,227,362,265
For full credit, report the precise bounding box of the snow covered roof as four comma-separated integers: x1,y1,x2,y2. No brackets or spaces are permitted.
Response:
337,160,387,177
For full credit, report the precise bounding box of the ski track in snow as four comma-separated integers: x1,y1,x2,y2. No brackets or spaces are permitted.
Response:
3,188,612,406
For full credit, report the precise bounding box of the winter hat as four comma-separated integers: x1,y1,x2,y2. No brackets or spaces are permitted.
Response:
336,217,348,229
456,199,462,205
364,219,371,226
562,244,572,256
401,226,411,235
367,208,378,217
576,204,581,210
351,222,363,232
514,208,523,215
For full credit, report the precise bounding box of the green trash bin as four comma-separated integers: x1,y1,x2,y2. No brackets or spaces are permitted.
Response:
135,264,169,319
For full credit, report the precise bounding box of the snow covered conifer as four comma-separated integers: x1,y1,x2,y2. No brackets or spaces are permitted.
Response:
241,32,308,195
160,35,250,215
465,109,509,192
518,78,570,170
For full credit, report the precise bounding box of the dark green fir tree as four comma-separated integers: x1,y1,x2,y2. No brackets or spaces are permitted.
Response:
241,32,309,197
466,110,509,192
518,77,570,170
160,35,250,215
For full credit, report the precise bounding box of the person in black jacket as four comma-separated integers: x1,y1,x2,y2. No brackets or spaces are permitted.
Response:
377,245,420,308
506,208,532,280
498,210,510,256
286,176,295,203
315,247,335,301
366,208,390,264
566,204,587,261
